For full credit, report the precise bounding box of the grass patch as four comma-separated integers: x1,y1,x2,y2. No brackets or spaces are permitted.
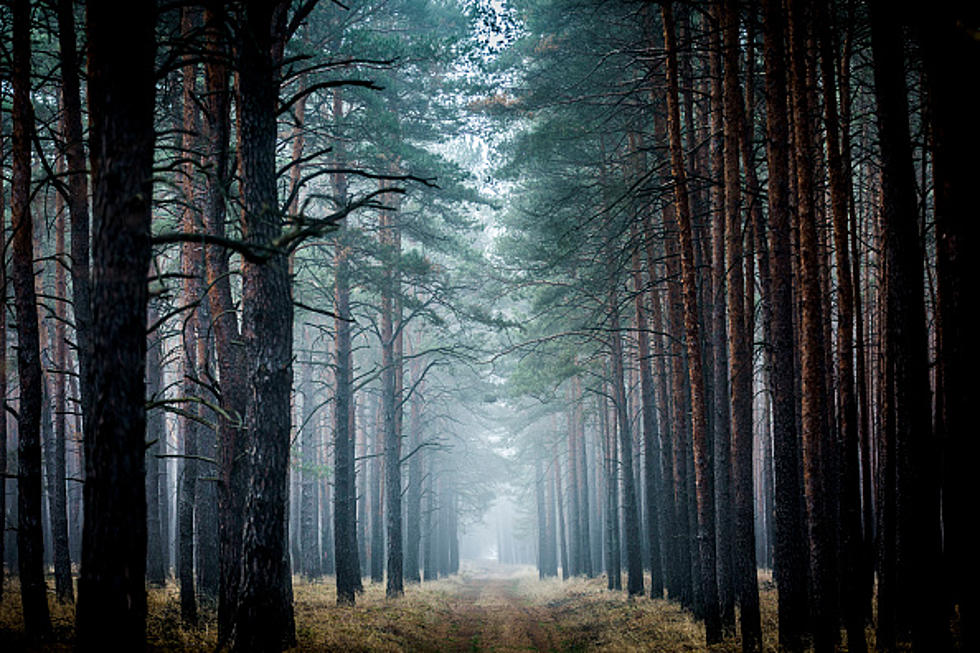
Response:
0,564,902,651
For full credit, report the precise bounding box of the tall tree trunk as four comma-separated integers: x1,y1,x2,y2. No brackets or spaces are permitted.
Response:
632,224,663,599
536,456,549,579
545,451,558,577
0,131,6,604
56,0,93,474
300,338,320,579
870,2,945,648
565,389,581,577
788,1,837,650
200,4,249,644
405,353,424,583
194,320,219,601
707,5,736,632
371,403,385,583
600,392,620,590
761,0,809,648
146,300,167,587
320,427,335,576
920,5,979,648
609,290,644,596
178,8,201,620
662,2,721,642
721,2,762,650
555,448,569,580
331,84,362,604
423,457,436,581
817,3,866,649
12,0,51,637
574,376,593,577
51,160,74,604
381,186,405,597
232,2,297,649
75,0,156,646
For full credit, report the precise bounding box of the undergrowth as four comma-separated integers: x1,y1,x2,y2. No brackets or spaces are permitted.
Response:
0,565,886,651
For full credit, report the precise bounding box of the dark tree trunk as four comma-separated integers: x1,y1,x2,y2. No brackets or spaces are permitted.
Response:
707,5,736,632
870,3,945,649
51,172,74,604
200,5,249,644
600,391,621,590
662,2,721,642
554,450,569,580
300,344,320,579
545,452,558,577
12,0,52,637
55,0,92,576
788,2,837,650
609,291,644,596
56,0,93,470
331,85,362,604
536,456,553,578
178,10,201,620
232,2,297,649
405,357,424,583
565,392,581,577
573,377,593,577
817,3,866,650
194,320,219,601
0,134,6,604
721,2,762,650
632,226,663,599
920,5,979,649
321,440,335,576
371,407,385,583
423,459,436,582
449,485,459,575
146,301,167,587
381,192,405,598
761,0,809,648
75,0,156,647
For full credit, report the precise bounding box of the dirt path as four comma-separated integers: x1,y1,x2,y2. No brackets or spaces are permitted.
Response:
444,566,559,651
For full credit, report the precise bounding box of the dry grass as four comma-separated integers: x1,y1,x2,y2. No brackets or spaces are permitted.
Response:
0,565,895,651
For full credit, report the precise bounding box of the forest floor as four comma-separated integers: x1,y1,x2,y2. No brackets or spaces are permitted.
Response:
1,562,875,651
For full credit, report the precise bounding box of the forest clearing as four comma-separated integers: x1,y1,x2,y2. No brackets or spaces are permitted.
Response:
0,0,974,651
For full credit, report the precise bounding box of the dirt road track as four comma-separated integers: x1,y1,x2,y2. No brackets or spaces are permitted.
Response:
444,568,559,651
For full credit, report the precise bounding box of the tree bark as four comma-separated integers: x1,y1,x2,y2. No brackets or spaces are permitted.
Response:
331,84,363,604
146,300,167,587
817,3,866,649
75,0,156,647
56,0,93,464
870,2,945,648
200,4,249,644
787,1,837,650
707,5,736,631
178,8,201,621
381,185,405,597
662,2,721,642
761,0,809,648
12,0,52,637
300,337,321,579
609,289,644,596
232,1,297,649
721,2,762,650
632,223,663,599
919,4,980,649
405,352,424,583
51,153,74,604
0,128,6,604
